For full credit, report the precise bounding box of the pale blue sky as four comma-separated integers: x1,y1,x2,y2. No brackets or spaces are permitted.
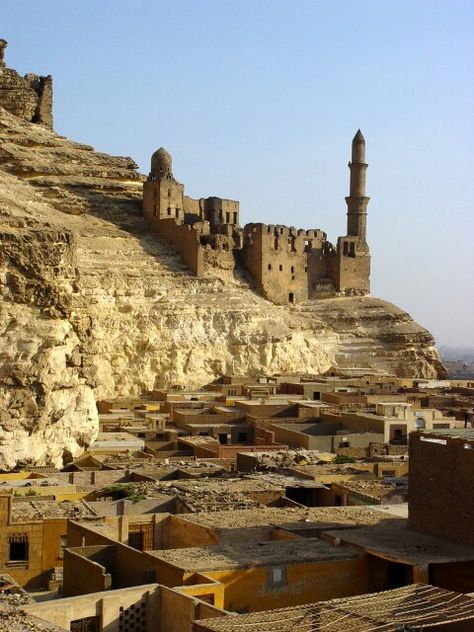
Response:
2,1,473,346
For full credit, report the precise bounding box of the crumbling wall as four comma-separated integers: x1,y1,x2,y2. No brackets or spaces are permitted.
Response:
152,218,205,276
202,236,235,278
330,237,370,295
241,224,326,304
0,40,53,127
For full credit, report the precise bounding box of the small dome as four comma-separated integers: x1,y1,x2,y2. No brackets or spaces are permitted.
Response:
151,147,172,178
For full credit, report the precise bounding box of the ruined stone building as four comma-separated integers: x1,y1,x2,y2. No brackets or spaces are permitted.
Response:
143,131,371,304
0,39,53,128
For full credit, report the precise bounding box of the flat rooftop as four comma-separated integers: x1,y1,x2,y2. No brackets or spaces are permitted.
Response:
420,427,474,440
0,575,66,632
176,506,392,530
333,478,408,501
323,518,474,564
149,537,358,572
195,583,474,631
10,499,97,522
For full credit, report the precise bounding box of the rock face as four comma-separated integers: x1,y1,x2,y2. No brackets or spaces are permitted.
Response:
0,102,446,469
0,39,53,128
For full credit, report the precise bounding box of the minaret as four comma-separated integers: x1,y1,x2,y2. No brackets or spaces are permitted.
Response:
345,130,369,241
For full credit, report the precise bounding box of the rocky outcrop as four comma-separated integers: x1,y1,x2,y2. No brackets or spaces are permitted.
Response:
0,39,53,128
0,98,446,469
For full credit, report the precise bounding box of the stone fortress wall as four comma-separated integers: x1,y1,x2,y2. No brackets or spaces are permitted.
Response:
0,40,53,128
143,130,371,305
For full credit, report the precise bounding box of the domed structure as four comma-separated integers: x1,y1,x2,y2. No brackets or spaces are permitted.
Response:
150,147,173,179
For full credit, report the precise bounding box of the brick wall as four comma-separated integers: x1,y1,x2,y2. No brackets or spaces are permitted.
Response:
408,433,474,546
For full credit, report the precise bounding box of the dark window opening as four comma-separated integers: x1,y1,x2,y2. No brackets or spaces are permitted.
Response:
233,212,238,224
128,524,154,551
167,207,171,215
226,212,230,223
238,432,247,443
218,433,228,445
279,264,283,271
291,266,294,273
286,486,327,507
288,292,294,303
268,263,272,271
9,537,28,562
392,429,404,444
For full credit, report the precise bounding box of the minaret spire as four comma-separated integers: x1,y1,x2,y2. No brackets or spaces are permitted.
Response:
346,130,369,240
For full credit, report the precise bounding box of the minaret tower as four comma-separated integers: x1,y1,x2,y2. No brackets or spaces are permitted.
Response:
345,129,369,241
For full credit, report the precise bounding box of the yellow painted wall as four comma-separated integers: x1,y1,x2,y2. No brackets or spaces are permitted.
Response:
42,519,68,575
12,485,76,498
178,575,225,609
204,557,369,613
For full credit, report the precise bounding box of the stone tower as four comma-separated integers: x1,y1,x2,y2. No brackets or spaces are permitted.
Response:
345,129,369,241
144,147,185,222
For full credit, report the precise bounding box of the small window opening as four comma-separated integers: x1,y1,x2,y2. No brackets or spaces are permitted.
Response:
289,292,294,303
268,263,272,271
167,207,171,216
226,212,230,223
279,264,283,271
9,535,28,562
291,266,294,273
233,212,238,224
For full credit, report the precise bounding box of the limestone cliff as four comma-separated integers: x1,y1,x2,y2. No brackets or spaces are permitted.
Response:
0,105,445,469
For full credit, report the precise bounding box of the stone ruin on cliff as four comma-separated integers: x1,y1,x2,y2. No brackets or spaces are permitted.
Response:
143,132,371,305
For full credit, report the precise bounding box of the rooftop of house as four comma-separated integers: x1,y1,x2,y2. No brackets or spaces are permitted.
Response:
419,427,474,441
175,505,393,530
324,518,474,564
10,499,98,522
151,473,321,511
0,575,66,632
148,536,358,572
289,463,374,478
0,477,65,488
333,477,408,501
194,583,474,631
92,432,145,444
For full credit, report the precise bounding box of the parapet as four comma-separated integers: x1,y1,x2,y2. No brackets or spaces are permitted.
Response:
0,39,53,128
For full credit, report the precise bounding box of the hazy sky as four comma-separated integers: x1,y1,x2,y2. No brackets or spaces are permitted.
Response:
2,1,473,347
